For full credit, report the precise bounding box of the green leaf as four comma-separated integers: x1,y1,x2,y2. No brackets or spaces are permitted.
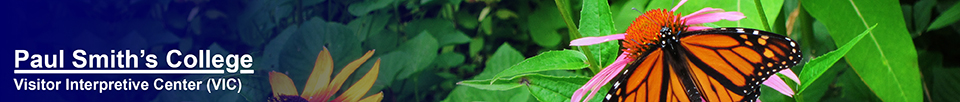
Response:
611,0,649,33
404,19,452,36
404,19,469,46
797,25,875,93
394,31,439,79
474,43,525,80
364,30,400,54
456,11,479,29
348,0,393,16
442,43,530,102
372,50,408,88
481,16,494,35
538,70,581,77
281,18,362,91
528,1,567,48
442,85,532,102
459,74,531,91
508,90,535,102
925,67,960,102
437,31,471,46
914,0,937,33
580,0,621,69
436,52,466,68
525,74,607,102
917,50,960,102
794,61,846,102
469,37,484,57
803,0,923,101
347,14,391,42
927,2,960,31
492,50,589,81
647,0,784,30
459,73,603,102
902,4,915,32
495,9,519,19
255,25,298,72
834,68,882,101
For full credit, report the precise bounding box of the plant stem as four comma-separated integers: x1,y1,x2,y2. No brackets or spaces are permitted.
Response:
754,0,772,31
555,0,601,73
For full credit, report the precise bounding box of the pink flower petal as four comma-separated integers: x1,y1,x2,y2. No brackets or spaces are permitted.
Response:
780,69,800,84
682,12,745,25
681,8,724,19
670,0,689,12
572,52,635,102
687,26,714,31
762,75,795,97
570,34,626,46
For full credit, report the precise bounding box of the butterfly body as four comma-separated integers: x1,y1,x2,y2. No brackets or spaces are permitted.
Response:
605,27,802,102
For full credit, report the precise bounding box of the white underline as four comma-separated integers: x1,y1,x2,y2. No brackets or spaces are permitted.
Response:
13,70,255,74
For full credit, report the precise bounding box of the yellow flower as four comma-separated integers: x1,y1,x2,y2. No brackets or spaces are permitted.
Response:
270,47,383,102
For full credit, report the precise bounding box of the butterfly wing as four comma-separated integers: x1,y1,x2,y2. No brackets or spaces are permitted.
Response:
676,28,802,102
605,48,701,102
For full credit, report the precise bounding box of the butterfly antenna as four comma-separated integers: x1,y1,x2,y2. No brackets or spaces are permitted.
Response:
632,7,642,13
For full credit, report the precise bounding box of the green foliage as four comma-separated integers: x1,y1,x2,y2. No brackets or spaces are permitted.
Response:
132,0,960,101
526,74,608,102
797,25,875,93
646,0,784,30
927,2,960,31
348,0,395,16
405,19,471,46
580,0,621,71
437,52,467,68
455,44,607,102
610,0,649,33
469,37,484,57
347,14,391,42
528,0,567,48
280,18,364,92
918,50,960,102
463,73,602,102
491,50,589,81
443,43,531,102
397,32,440,79
914,0,937,33
803,0,923,101
473,43,526,79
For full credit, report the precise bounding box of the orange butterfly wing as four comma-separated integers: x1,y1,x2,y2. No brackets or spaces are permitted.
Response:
605,48,701,102
677,28,802,102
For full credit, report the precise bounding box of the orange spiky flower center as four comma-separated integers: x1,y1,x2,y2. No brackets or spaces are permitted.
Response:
622,9,687,58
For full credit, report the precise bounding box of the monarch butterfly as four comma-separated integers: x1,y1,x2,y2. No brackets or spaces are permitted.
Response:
602,9,802,102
